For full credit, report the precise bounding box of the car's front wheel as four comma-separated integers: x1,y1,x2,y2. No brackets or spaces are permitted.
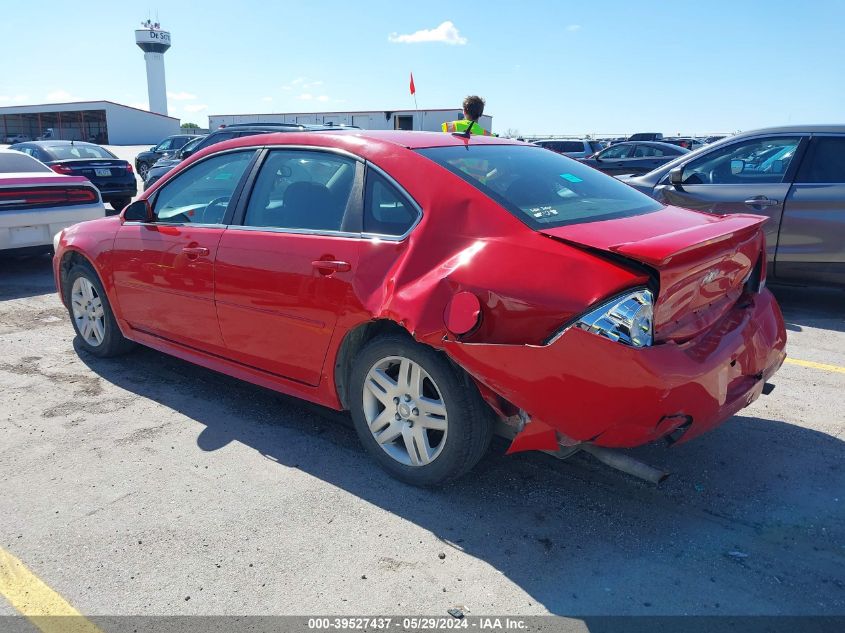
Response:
349,335,492,486
63,263,134,357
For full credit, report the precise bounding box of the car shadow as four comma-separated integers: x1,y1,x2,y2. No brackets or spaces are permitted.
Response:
770,284,845,334
0,253,56,300
76,341,845,615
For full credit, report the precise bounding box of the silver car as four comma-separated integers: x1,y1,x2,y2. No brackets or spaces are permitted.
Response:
623,125,845,286
532,138,604,159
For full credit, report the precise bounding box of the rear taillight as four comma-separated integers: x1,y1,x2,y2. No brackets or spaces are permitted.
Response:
125,163,134,174
50,164,74,174
0,186,97,209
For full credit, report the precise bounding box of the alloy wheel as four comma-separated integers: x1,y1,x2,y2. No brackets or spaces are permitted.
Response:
70,277,105,347
363,356,449,467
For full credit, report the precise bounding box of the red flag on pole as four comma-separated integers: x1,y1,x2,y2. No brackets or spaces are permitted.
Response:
409,72,416,96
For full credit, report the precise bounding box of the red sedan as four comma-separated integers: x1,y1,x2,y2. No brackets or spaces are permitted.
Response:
53,131,786,485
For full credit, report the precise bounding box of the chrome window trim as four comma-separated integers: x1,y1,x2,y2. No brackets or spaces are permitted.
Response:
224,225,361,239
121,222,228,229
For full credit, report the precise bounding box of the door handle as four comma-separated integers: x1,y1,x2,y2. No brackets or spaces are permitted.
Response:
312,259,351,274
744,196,779,208
182,246,210,257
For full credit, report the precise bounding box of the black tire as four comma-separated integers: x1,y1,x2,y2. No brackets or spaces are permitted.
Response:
137,162,150,180
63,262,134,358
349,335,492,486
108,198,131,215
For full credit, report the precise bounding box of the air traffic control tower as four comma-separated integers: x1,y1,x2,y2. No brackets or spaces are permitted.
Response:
135,20,171,116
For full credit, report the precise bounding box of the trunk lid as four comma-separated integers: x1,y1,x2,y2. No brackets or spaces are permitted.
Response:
50,159,131,181
539,206,767,342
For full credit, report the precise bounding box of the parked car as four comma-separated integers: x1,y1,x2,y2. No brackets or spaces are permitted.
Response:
622,125,845,286
4,133,31,144
9,141,136,213
143,123,340,190
532,138,604,159
662,137,705,150
628,133,663,142
143,135,206,189
135,134,201,180
54,130,786,485
0,149,103,255
704,135,728,144
579,141,689,175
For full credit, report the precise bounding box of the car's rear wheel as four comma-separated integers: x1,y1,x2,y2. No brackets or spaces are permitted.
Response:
137,162,150,179
63,263,134,357
349,335,492,486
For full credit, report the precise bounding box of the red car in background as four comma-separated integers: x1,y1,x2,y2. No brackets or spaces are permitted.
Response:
53,131,786,486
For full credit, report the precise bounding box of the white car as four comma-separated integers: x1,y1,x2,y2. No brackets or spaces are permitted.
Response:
0,150,105,254
4,133,31,144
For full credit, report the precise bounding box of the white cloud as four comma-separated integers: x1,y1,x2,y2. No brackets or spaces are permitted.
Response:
183,103,208,113
46,89,78,102
167,91,197,100
297,93,314,101
388,21,467,45
316,95,330,102
261,96,273,102
565,24,582,32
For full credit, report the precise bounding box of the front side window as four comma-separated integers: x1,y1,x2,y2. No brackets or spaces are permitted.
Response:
363,171,418,236
418,144,663,229
153,150,254,224
243,150,357,231
155,139,174,152
680,136,801,185
598,144,633,159
795,136,845,183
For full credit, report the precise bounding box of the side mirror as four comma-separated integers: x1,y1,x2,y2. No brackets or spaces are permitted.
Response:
150,146,157,152
669,167,685,185
123,199,153,222
730,159,746,175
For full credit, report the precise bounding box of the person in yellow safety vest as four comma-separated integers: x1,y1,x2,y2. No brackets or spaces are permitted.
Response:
442,95,490,136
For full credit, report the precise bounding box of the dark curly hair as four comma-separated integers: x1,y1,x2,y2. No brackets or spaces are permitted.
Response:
462,95,485,122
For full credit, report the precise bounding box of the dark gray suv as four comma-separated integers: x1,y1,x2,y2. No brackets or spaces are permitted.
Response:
622,126,845,286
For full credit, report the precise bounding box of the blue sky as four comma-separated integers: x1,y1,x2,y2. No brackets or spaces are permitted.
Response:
1,0,843,135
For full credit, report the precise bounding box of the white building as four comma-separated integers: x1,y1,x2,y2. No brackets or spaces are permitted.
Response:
208,108,493,133
0,100,181,145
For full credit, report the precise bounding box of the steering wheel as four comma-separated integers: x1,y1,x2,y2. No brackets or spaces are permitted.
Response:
199,196,231,224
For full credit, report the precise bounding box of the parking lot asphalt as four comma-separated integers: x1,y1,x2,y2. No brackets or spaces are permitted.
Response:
1,255,844,617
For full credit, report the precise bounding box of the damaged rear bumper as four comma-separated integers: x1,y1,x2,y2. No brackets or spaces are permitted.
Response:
443,289,787,452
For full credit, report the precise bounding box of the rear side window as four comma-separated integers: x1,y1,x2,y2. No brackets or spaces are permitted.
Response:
243,150,357,232
0,151,51,173
795,137,845,183
363,171,418,236
417,144,662,229
633,145,667,158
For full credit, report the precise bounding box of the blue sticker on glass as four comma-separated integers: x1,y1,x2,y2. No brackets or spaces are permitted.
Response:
560,173,583,183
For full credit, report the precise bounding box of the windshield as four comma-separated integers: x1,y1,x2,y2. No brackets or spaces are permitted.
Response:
45,144,116,160
417,144,663,229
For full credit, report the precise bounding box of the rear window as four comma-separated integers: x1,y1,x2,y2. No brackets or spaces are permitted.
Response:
45,144,116,160
417,144,663,229
0,151,51,173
